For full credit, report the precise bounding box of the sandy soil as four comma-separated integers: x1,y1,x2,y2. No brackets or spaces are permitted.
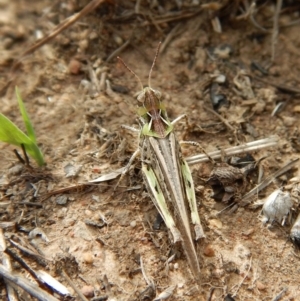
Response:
1,1,300,300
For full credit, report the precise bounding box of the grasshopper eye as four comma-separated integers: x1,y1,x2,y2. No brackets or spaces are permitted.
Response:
154,90,161,99
137,91,145,103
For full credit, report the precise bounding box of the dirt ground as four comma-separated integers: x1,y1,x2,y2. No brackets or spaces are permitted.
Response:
1,1,300,300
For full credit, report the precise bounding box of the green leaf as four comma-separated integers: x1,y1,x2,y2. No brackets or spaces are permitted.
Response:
0,88,45,167
0,113,32,146
15,87,37,143
0,113,45,166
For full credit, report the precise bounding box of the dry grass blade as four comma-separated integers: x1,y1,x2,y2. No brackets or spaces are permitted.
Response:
14,0,105,67
186,136,278,165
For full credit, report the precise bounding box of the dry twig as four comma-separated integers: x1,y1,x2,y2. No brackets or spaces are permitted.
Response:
271,0,283,62
0,264,59,301
0,230,18,301
14,0,105,67
231,257,252,297
241,158,299,205
271,287,288,301
61,269,89,301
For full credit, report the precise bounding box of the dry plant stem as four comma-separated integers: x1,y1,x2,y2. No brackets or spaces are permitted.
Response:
135,0,142,14
9,239,48,266
186,136,278,165
61,269,89,301
141,9,202,26
5,248,38,279
204,107,235,132
140,257,154,287
249,3,268,32
13,149,25,165
0,264,59,301
271,287,287,301
15,0,105,64
241,158,299,205
231,257,252,297
40,183,96,201
87,63,101,92
0,230,18,301
106,39,130,63
160,23,182,54
21,144,30,166
5,248,49,291
250,75,300,94
271,0,283,62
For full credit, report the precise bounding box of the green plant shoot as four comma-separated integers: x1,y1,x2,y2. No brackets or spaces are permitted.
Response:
0,87,45,166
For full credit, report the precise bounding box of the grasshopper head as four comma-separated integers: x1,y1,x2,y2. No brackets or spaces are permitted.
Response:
118,43,172,137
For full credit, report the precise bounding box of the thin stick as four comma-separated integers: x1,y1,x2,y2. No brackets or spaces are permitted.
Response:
250,75,300,94
160,24,182,54
271,287,287,301
204,107,235,132
140,257,154,287
106,39,130,63
9,239,48,266
61,269,89,301
271,0,283,62
241,158,299,205
13,149,25,165
21,144,30,166
13,0,104,68
231,257,252,297
0,230,18,301
0,264,59,301
5,248,41,283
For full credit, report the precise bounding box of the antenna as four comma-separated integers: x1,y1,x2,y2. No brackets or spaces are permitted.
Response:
148,42,162,88
117,56,143,91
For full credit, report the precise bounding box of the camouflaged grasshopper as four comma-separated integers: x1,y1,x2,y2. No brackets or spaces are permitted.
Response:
117,43,205,280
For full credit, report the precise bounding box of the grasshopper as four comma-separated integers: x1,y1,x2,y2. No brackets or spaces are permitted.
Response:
117,43,205,280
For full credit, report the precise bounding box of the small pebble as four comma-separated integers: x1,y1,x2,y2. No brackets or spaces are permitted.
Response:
113,34,123,45
281,116,296,127
243,228,254,236
130,220,137,228
203,245,215,257
174,263,179,270
293,105,300,113
8,164,23,176
85,209,92,216
89,31,98,40
79,39,89,52
81,285,94,298
68,59,81,74
56,195,68,205
57,208,67,218
209,219,222,229
82,252,94,264
256,281,266,291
